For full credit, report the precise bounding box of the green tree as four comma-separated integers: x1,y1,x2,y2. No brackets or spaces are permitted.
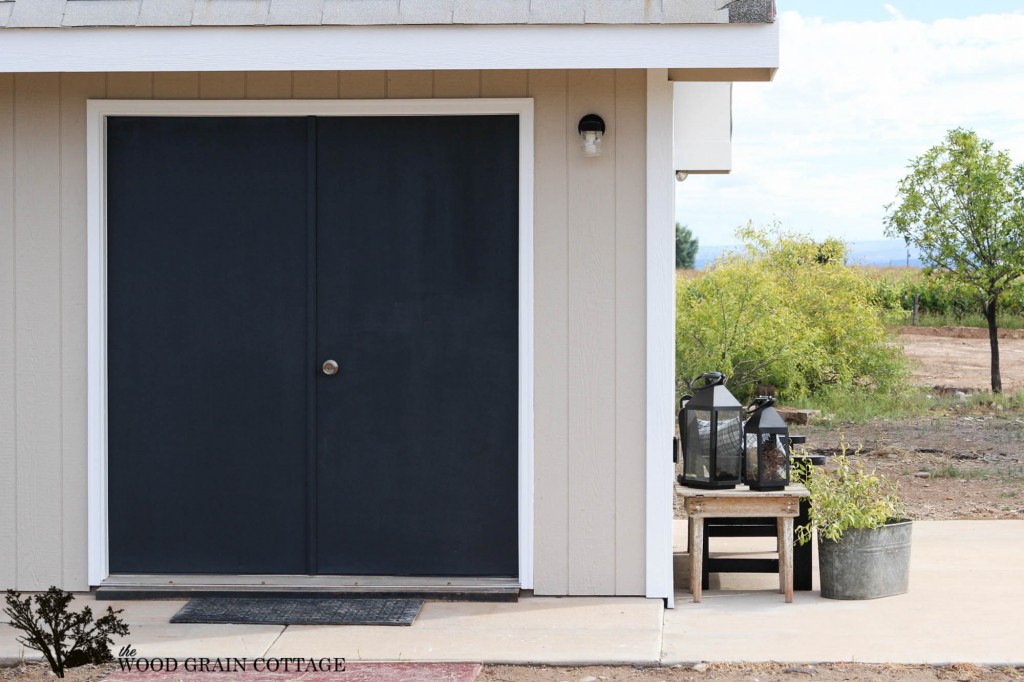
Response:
676,225,907,402
884,128,1024,393
676,223,699,269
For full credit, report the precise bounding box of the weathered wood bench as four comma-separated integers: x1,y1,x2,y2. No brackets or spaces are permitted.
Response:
679,484,809,603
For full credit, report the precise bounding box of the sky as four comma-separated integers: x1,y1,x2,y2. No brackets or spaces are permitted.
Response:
677,1,1024,247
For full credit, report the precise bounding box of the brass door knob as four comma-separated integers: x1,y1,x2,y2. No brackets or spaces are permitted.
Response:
322,359,339,376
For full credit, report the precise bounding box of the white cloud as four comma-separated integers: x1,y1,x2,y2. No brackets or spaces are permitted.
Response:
678,10,1024,245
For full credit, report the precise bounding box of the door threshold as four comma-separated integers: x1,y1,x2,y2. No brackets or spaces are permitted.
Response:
94,574,520,602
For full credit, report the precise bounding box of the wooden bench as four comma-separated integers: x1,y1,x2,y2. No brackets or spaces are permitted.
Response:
679,484,808,603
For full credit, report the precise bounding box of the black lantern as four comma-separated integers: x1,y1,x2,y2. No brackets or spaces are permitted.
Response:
679,372,743,489
743,396,791,491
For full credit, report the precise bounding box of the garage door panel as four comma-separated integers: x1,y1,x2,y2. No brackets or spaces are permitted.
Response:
314,116,519,577
106,116,310,574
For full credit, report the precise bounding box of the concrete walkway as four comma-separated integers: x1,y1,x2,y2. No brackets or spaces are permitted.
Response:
2,520,1021,666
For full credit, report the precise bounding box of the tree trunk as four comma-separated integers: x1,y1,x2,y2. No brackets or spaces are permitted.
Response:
985,299,1002,394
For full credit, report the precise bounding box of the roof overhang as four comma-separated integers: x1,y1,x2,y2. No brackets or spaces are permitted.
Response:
0,23,778,77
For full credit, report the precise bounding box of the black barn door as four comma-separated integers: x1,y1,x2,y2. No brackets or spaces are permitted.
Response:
107,115,518,577
315,117,519,576
107,117,311,574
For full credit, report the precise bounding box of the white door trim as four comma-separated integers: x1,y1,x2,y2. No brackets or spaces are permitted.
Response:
86,98,535,588
645,70,677,606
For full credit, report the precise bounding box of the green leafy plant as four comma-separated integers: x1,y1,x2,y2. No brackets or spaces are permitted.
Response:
676,224,908,402
3,587,130,678
794,443,906,545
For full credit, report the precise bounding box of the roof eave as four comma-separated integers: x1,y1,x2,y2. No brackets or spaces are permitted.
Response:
0,23,779,76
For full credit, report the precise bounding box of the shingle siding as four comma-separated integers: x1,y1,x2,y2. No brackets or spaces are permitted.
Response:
0,0,773,28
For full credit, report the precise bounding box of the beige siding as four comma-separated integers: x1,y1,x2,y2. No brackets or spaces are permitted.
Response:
293,72,339,99
566,69,618,594
13,73,64,589
613,70,648,595
529,69,570,594
0,73,15,590
0,69,649,595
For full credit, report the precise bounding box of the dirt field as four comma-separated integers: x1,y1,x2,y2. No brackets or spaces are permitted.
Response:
899,326,1024,393
795,326,1024,521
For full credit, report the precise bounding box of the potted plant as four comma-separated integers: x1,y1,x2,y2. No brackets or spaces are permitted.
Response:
794,444,912,599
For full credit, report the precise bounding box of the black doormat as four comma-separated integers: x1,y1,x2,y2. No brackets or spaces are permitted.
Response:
170,597,423,626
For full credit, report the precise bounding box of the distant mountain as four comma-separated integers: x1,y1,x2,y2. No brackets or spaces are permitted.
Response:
693,239,922,270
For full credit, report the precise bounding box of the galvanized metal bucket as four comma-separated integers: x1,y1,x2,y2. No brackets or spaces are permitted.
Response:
818,520,912,600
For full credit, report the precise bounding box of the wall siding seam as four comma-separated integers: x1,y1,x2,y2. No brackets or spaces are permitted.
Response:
565,66,573,593
611,69,618,592
58,75,64,578
10,75,17,589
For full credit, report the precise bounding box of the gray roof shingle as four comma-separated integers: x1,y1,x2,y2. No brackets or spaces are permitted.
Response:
62,0,141,26
137,0,194,26
0,0,774,29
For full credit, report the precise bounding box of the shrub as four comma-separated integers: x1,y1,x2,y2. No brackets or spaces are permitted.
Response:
676,225,909,402
3,587,130,678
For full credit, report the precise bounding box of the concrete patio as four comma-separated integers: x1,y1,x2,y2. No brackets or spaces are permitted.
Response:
2,520,1021,666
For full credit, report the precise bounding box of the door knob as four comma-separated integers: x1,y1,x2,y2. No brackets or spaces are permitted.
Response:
322,359,339,376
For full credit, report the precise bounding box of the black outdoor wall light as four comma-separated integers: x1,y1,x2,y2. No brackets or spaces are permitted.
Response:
578,114,606,157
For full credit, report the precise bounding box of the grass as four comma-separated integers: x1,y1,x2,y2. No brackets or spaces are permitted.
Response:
966,390,1024,411
925,464,1024,482
925,464,991,480
791,387,1024,423
791,386,939,424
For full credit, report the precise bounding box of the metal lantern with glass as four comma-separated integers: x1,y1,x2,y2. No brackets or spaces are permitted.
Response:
743,396,791,491
678,372,744,489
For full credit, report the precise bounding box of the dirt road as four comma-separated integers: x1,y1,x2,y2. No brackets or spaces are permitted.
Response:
898,326,1024,392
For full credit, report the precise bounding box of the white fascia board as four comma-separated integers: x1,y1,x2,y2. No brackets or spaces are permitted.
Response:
0,23,779,73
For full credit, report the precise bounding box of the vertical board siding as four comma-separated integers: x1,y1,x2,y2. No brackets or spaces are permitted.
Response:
613,69,648,595
293,71,340,99
566,69,618,594
433,70,481,98
338,72,387,99
14,73,63,589
153,73,200,99
199,72,246,99
0,74,16,589
6,70,648,595
528,69,571,595
482,71,529,98
60,73,107,591
245,71,293,99
386,71,434,99
106,73,153,99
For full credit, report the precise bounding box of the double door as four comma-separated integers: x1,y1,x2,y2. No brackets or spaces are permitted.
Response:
106,115,519,577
